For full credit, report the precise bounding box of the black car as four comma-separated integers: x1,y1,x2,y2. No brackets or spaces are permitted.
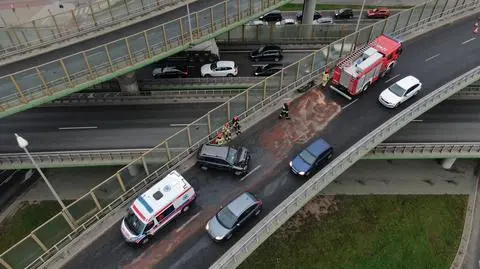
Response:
259,10,282,22
249,45,283,62
152,66,188,78
197,144,250,176
296,11,322,21
334,8,354,19
254,63,283,76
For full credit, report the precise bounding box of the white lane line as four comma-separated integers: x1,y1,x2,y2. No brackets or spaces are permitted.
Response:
341,99,358,110
425,53,440,62
384,74,401,83
176,212,201,233
169,123,208,127
240,165,261,181
58,126,98,130
412,119,423,122
462,37,476,45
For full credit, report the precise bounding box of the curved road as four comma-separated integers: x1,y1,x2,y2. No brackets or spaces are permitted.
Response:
61,15,480,269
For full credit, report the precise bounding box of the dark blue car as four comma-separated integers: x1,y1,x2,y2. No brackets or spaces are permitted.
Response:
289,138,333,176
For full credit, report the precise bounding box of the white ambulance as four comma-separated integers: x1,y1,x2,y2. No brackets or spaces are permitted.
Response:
120,170,196,245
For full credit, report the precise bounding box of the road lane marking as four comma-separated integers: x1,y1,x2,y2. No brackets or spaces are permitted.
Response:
412,119,423,122
384,74,400,83
424,53,440,62
341,99,358,110
176,212,201,233
461,37,476,45
240,165,261,181
58,126,98,130
170,123,208,127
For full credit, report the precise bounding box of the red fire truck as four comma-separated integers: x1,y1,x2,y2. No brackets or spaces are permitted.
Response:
330,34,403,96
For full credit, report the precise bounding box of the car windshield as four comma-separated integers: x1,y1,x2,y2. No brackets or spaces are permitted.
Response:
210,63,217,70
226,148,238,165
388,83,407,97
124,209,146,236
299,149,317,165
216,206,238,229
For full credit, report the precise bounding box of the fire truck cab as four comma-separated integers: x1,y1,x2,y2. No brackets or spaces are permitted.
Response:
331,34,403,96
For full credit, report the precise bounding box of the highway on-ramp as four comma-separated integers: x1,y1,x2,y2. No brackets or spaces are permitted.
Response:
60,15,480,269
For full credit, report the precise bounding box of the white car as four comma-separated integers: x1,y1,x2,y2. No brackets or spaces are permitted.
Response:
378,75,422,108
313,17,334,24
246,20,267,26
275,18,296,25
201,61,238,77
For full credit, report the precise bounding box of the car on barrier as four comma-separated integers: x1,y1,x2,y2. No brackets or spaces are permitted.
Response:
120,170,196,245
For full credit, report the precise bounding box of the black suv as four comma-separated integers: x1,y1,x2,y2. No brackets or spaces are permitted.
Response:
334,8,354,19
152,66,188,78
296,11,322,21
259,10,282,22
197,144,250,176
254,63,283,76
249,45,283,62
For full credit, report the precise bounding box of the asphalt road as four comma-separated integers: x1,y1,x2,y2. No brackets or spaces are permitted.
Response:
62,15,480,269
0,103,221,153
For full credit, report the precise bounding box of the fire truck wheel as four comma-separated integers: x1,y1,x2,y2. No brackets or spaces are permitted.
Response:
362,82,370,92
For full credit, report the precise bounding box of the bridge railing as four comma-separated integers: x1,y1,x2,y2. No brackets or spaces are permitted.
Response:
1,0,478,268
0,0,289,117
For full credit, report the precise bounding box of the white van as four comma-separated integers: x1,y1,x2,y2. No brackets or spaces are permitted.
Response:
120,170,196,245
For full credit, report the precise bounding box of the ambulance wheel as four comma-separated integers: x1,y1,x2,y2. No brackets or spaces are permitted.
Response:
200,165,208,171
140,236,150,245
182,205,190,213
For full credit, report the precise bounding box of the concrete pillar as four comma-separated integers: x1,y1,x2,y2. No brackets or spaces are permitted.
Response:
301,0,316,25
117,72,139,94
128,165,140,177
441,158,457,170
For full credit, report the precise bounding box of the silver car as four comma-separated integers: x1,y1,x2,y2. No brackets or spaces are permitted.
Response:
206,192,263,242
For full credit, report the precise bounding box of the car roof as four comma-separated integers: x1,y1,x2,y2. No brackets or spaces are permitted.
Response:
267,10,281,14
395,76,420,89
215,61,235,68
199,144,229,159
226,192,257,217
305,138,331,157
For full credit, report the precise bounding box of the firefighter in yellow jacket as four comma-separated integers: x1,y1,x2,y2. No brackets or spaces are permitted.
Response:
321,68,330,88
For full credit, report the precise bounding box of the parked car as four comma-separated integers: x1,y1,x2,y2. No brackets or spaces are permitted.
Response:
367,7,392,19
254,63,283,76
296,10,322,21
200,61,238,77
313,17,334,24
259,10,282,22
334,8,354,19
196,144,250,176
246,20,267,26
289,138,333,177
378,75,422,108
249,45,283,62
205,192,263,242
152,66,188,78
275,18,296,25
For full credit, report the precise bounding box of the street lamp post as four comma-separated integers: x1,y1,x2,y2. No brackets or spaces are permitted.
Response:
186,1,194,42
15,133,68,212
355,0,367,32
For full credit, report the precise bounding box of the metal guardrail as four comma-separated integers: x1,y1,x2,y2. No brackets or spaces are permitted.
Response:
0,0,289,118
0,0,186,60
1,1,477,268
4,142,480,169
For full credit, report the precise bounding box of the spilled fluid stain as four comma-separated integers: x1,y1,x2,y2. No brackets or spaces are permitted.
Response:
260,89,342,160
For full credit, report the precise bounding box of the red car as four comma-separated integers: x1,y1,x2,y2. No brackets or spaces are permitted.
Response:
367,7,391,19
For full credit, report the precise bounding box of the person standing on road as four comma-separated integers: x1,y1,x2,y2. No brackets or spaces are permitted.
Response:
222,122,231,141
321,68,330,88
214,131,226,145
279,103,290,120
232,116,241,135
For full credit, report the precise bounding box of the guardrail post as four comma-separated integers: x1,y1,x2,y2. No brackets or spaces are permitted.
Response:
60,59,74,88
70,9,81,33
5,29,15,48
143,31,152,58
142,156,150,175
139,0,145,10
245,89,249,110
211,7,215,31
367,24,375,42
325,44,330,65
338,37,346,58
428,0,440,22
106,0,114,21
392,12,401,31
179,18,186,44
351,29,360,52
440,0,449,14
116,173,127,193
124,38,134,65
89,4,97,26
62,210,76,230
263,80,267,100
295,61,301,80
186,126,193,147
279,69,284,89
237,0,241,20
82,51,95,79
162,25,169,50
31,20,43,42
418,3,428,20
0,257,13,269
164,141,172,160
19,30,29,46
405,7,414,26
48,9,62,37
123,0,130,15
195,12,200,37
227,100,231,120
36,67,51,95
249,0,253,15
224,2,228,25
311,52,316,73
207,113,212,134
104,44,114,71
30,233,48,251
9,75,27,103
90,191,102,210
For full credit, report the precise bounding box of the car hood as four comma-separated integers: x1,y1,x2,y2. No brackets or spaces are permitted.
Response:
291,155,312,173
380,89,402,104
200,64,211,74
207,215,232,240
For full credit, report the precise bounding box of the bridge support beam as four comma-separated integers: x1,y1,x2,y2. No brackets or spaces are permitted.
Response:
117,72,139,94
441,158,457,170
301,0,315,25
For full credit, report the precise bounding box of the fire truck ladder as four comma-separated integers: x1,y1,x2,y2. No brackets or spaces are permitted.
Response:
337,45,369,69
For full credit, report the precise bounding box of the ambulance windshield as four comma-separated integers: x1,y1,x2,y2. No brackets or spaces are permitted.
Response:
124,209,146,236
